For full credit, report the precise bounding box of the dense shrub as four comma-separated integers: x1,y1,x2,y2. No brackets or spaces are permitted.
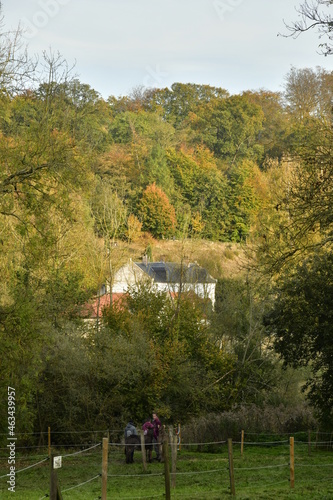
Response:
181,403,318,448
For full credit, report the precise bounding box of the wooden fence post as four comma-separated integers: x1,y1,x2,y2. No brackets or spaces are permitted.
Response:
50,454,63,500
169,427,177,488
140,431,147,471
101,437,109,500
308,430,311,456
48,427,51,458
163,435,171,500
227,438,236,497
241,430,244,457
290,437,295,489
177,423,181,451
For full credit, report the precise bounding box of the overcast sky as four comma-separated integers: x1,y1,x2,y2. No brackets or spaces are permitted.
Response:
3,0,333,98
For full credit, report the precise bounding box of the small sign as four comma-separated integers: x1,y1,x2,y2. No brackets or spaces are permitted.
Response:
53,456,62,469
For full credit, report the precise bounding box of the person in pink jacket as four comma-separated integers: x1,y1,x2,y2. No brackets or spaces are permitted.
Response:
142,418,154,435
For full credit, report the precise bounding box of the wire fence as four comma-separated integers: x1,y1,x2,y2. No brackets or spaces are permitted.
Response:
0,430,332,498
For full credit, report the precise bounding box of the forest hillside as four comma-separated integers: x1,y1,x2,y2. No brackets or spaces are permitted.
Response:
1,11,333,439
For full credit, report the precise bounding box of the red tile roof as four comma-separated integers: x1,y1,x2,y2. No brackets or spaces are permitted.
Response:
81,293,127,319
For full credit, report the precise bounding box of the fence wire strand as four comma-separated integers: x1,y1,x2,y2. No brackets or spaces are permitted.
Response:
108,472,164,478
61,474,100,493
180,440,227,446
62,442,101,457
1,431,333,498
171,468,223,475
120,494,163,499
234,440,289,445
0,457,48,478
234,463,289,471
294,462,333,468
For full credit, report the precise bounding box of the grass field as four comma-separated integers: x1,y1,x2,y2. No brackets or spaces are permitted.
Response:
0,439,332,499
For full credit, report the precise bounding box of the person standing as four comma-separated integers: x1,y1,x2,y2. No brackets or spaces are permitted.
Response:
124,420,138,439
124,420,139,463
142,417,154,435
152,412,162,461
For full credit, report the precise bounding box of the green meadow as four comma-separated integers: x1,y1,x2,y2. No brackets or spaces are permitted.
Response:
1,440,332,499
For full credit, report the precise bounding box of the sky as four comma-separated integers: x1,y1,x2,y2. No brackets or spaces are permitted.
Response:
3,0,333,99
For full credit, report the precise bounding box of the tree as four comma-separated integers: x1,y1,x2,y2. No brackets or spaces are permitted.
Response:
90,179,128,319
0,53,93,226
0,269,45,437
138,183,176,238
34,319,158,437
188,94,264,164
264,252,333,426
243,90,290,166
145,83,229,128
212,274,280,406
126,213,142,242
282,1,333,55
256,118,333,274
0,30,107,439
226,160,263,242
166,147,229,240
255,82,333,425
107,282,236,421
283,66,333,121
0,5,36,93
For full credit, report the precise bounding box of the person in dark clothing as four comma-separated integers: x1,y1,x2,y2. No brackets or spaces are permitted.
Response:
124,420,139,463
124,420,138,439
152,412,162,461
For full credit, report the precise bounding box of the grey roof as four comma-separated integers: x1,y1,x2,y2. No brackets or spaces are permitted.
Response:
135,262,216,284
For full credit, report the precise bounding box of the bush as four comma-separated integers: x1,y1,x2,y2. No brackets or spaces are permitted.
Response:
181,403,318,448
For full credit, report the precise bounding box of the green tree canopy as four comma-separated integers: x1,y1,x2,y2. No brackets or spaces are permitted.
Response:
264,252,333,425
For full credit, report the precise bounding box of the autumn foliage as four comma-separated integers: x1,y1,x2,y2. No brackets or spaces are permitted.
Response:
138,183,176,238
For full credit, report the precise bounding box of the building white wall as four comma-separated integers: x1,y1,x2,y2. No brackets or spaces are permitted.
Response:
107,261,149,294
107,262,216,308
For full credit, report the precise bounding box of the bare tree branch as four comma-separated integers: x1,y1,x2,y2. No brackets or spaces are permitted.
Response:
0,7,37,93
280,1,333,56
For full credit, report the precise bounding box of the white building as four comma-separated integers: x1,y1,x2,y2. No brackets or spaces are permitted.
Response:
110,259,217,309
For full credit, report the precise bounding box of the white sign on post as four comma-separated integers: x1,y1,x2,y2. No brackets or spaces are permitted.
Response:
53,456,62,469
